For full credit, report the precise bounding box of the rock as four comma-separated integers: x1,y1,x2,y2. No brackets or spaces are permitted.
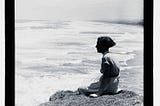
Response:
38,90,143,106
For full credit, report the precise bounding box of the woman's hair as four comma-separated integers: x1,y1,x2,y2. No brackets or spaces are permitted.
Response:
97,36,116,48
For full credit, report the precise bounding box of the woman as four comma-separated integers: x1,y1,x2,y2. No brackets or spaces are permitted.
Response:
78,36,121,97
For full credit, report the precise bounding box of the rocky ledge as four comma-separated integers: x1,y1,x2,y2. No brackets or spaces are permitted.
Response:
39,90,143,106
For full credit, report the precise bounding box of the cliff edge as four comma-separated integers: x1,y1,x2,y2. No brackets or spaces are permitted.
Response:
39,90,143,106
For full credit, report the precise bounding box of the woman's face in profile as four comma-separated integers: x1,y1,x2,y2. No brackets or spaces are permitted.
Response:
96,41,104,53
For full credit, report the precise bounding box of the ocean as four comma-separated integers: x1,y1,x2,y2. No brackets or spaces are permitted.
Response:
15,20,143,106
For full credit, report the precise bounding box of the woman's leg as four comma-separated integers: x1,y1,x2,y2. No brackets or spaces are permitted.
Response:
78,88,97,96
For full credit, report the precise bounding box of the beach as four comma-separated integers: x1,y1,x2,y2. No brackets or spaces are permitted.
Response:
15,20,143,106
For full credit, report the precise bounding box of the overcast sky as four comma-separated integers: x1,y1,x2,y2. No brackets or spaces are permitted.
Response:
15,0,143,21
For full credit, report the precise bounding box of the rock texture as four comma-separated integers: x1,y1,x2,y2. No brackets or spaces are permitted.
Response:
39,90,143,106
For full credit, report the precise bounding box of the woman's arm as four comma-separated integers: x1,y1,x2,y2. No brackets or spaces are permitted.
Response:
90,57,111,97
97,77,111,96
98,57,111,96
89,77,111,97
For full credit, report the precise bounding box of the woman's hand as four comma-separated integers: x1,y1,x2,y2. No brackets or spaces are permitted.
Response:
89,94,99,98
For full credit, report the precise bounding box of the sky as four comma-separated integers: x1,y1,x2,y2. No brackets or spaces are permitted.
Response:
15,0,143,21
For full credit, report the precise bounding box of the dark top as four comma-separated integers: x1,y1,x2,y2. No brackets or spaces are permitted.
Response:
100,52,120,78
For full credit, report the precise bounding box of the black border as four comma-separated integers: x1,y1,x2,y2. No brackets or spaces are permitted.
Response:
5,0,15,105
5,0,153,105
144,0,153,105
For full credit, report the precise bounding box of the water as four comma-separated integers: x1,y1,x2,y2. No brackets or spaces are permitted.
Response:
15,20,143,106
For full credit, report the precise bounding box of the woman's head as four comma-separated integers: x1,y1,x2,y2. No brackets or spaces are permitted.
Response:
96,36,116,53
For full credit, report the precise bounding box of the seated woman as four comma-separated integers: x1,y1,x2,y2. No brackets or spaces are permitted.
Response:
78,36,121,98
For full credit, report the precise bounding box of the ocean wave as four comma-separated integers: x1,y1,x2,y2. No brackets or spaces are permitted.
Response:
89,19,143,26
80,31,125,34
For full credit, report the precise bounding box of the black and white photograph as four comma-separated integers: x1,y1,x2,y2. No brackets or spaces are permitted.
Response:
15,0,145,106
